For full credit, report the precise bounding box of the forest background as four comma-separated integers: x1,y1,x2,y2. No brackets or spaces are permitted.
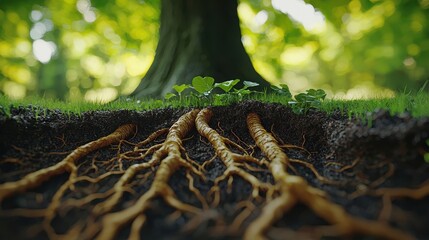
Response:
1,0,428,102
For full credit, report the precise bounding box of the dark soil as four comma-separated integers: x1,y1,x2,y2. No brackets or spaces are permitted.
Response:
0,101,428,240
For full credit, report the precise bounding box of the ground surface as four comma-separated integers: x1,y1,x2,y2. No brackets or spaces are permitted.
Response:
0,101,428,240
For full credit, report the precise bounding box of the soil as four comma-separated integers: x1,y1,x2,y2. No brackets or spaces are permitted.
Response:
0,101,428,240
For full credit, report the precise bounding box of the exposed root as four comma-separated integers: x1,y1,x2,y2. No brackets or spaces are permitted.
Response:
245,191,298,240
41,170,126,238
201,155,217,170
134,128,169,150
96,109,205,240
336,158,361,172
347,161,396,200
0,124,136,202
289,158,339,185
245,112,413,240
186,170,209,209
230,201,256,233
93,154,159,215
1,107,425,240
195,108,269,207
375,181,429,200
375,181,429,221
370,162,395,188
0,157,25,165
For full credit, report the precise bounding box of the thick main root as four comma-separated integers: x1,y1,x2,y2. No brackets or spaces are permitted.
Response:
96,109,205,240
195,108,269,207
245,112,414,240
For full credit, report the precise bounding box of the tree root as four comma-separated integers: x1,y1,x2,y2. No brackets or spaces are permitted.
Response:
245,112,414,240
0,124,136,202
375,181,429,221
95,109,206,240
195,108,270,207
1,108,427,240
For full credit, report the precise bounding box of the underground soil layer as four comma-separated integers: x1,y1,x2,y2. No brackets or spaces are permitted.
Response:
0,101,428,240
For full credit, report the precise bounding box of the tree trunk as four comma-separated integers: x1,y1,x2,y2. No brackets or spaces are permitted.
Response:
131,0,270,98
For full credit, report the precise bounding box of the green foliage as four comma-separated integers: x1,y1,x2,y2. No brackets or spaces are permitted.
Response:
0,0,160,101
1,0,429,102
233,88,252,97
242,0,429,94
214,79,240,93
167,77,263,105
306,89,327,100
173,84,191,94
271,84,326,114
164,92,176,100
169,76,429,118
1,86,429,120
171,83,191,100
192,76,215,95
167,76,259,106
233,81,260,99
271,84,292,98
243,81,260,88
193,77,256,104
167,76,328,114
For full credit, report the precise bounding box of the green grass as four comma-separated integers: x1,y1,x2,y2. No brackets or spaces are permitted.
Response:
320,91,429,118
1,91,428,119
0,95,162,116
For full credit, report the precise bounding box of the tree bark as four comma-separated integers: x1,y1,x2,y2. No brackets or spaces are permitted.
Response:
131,0,270,98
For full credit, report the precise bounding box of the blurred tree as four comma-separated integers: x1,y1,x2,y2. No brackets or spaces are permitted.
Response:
1,0,428,101
0,0,160,101
131,0,271,98
304,0,429,96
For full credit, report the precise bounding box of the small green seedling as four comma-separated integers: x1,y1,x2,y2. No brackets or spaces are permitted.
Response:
192,76,215,96
212,79,240,105
163,76,327,114
214,79,240,93
164,92,176,100
289,88,326,114
233,81,260,99
174,84,190,95
164,84,191,101
271,84,292,99
307,89,327,100
174,84,191,100
243,81,260,89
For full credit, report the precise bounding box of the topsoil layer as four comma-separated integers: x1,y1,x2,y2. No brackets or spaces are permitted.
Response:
0,101,428,239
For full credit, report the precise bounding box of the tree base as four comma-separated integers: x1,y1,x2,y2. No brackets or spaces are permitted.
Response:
131,0,270,98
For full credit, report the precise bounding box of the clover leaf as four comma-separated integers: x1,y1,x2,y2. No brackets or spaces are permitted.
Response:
215,79,240,93
192,76,215,95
